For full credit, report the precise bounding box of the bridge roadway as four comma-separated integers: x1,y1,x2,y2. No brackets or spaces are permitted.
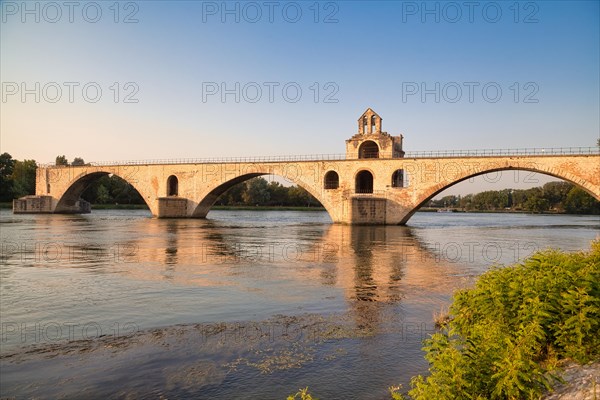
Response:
21,149,600,225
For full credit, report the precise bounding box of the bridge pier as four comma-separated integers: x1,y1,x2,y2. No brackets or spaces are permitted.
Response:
157,197,188,218
13,195,55,214
340,197,417,225
13,195,91,214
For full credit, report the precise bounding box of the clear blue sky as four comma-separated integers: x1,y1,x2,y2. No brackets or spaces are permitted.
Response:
1,1,598,194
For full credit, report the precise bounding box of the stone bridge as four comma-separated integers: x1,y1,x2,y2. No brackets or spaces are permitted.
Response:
14,109,600,225
20,152,599,225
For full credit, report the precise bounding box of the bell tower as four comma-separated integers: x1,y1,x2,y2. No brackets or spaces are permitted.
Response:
346,108,405,159
358,108,382,135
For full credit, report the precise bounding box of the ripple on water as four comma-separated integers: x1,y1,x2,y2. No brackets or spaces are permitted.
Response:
1,209,598,398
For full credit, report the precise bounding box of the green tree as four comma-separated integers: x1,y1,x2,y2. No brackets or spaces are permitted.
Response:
511,189,529,209
81,175,110,204
459,194,473,210
55,155,68,166
471,190,508,210
542,181,572,211
108,175,144,204
441,195,458,207
96,184,110,204
288,186,318,207
219,183,245,205
11,160,37,198
523,195,550,213
72,157,85,166
243,177,270,205
0,152,15,201
267,181,290,206
564,187,600,214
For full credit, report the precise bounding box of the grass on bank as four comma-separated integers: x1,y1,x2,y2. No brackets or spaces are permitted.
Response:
290,241,600,400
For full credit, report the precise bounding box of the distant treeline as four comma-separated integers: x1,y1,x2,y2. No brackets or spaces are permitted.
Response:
428,181,600,214
214,177,321,207
2,153,598,214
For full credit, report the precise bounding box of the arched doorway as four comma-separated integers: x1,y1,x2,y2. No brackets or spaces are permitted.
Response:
355,170,374,193
358,141,379,159
392,169,405,188
324,171,340,189
167,175,179,196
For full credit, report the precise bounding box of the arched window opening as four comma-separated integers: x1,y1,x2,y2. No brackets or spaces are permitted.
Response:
358,141,379,159
324,171,339,190
392,169,405,188
371,115,377,132
362,116,368,134
355,170,374,194
167,175,179,196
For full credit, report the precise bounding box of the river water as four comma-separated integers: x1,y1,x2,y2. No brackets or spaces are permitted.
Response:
0,209,598,399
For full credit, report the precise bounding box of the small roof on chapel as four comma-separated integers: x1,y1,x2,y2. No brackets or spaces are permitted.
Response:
357,108,382,122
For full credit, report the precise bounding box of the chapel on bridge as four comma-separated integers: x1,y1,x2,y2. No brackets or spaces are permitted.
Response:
345,108,405,159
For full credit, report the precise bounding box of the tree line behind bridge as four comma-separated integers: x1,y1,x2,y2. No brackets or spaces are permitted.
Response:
428,181,599,215
83,174,322,208
0,153,598,214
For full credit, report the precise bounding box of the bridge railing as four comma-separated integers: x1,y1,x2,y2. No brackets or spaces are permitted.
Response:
402,147,600,158
37,147,599,167
39,154,348,168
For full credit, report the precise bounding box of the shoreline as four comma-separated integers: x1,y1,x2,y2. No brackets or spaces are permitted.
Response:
0,202,597,215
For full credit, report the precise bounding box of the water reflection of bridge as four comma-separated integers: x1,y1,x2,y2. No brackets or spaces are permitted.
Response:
118,219,469,328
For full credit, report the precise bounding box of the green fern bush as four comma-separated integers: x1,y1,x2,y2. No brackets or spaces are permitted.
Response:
409,240,600,400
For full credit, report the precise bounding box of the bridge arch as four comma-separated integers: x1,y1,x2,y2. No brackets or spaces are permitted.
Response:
399,165,600,224
54,170,155,215
355,170,374,194
190,172,335,220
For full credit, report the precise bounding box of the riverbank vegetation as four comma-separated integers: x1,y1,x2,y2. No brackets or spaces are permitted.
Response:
394,240,600,399
428,181,599,214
